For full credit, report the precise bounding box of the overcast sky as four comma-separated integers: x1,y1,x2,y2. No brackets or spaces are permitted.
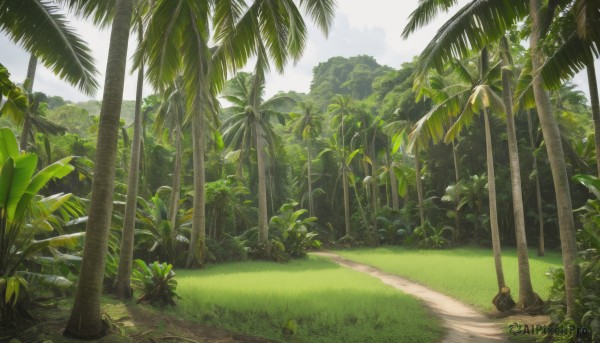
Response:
0,0,596,103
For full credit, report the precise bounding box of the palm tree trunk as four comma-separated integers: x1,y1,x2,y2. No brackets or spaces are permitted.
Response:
387,147,399,210
414,143,425,227
501,44,538,307
169,122,182,241
342,166,351,237
351,173,369,231
483,108,506,292
66,0,133,338
527,110,545,256
307,141,314,216
370,135,379,239
187,112,206,267
113,56,144,299
587,61,600,177
452,140,461,241
256,124,269,243
530,0,580,318
20,54,37,151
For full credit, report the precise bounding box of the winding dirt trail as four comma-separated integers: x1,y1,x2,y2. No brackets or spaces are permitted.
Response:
312,251,509,343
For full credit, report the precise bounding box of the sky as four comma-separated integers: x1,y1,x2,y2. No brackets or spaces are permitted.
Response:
0,0,596,103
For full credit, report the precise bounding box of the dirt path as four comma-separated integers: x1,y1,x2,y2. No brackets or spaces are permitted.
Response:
312,251,509,343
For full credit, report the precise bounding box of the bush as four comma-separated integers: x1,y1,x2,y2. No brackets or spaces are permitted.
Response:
131,259,180,307
544,175,600,342
269,202,321,258
206,234,248,263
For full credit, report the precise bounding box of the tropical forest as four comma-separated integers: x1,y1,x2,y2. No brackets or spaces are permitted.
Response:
1,0,600,342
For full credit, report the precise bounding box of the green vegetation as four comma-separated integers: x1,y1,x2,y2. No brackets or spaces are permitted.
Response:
2,0,600,341
336,247,562,311
173,256,444,343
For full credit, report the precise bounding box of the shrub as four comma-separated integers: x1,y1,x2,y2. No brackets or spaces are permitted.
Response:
206,234,248,263
269,202,321,258
131,259,180,307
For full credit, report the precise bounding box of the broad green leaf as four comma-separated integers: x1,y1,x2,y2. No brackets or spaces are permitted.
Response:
3,154,38,221
23,232,86,259
0,127,19,162
573,174,600,200
345,149,360,166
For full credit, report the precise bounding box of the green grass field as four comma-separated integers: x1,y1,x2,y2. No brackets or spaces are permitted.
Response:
335,247,563,311
171,256,444,342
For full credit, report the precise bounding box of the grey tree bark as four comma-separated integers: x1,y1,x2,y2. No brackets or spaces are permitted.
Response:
66,0,133,337
530,0,580,318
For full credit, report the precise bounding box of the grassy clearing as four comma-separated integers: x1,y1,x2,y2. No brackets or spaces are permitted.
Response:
171,256,444,342
335,247,562,311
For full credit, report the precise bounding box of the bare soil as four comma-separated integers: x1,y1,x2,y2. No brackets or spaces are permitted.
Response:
1,297,273,343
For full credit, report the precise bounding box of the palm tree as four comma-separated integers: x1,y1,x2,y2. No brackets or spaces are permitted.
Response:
409,49,514,308
153,76,187,245
526,110,545,256
328,95,353,238
289,101,322,216
529,0,579,318
535,0,600,176
499,36,541,308
140,0,335,264
65,0,133,338
114,7,149,299
221,72,294,243
403,0,578,315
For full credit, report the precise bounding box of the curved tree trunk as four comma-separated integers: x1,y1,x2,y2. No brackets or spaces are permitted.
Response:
527,110,545,256
65,0,133,338
500,43,538,307
530,0,580,318
414,143,425,227
483,108,507,292
307,141,314,216
169,121,182,242
342,166,351,237
452,140,461,241
20,54,37,151
588,61,600,177
256,124,269,243
187,112,206,267
113,56,144,299
387,146,399,210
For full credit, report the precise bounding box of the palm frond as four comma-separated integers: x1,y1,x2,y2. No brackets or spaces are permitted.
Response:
409,89,468,151
513,56,536,110
402,0,458,38
298,0,336,36
413,0,528,82
0,0,99,94
540,32,598,90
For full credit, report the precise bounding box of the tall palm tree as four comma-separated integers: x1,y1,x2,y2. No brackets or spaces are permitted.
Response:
447,59,510,305
328,95,353,238
409,50,514,308
153,76,187,245
526,110,545,256
140,0,335,264
529,0,579,318
114,5,150,299
289,101,322,216
499,36,541,308
65,0,133,338
221,72,294,243
403,0,579,315
535,0,600,176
